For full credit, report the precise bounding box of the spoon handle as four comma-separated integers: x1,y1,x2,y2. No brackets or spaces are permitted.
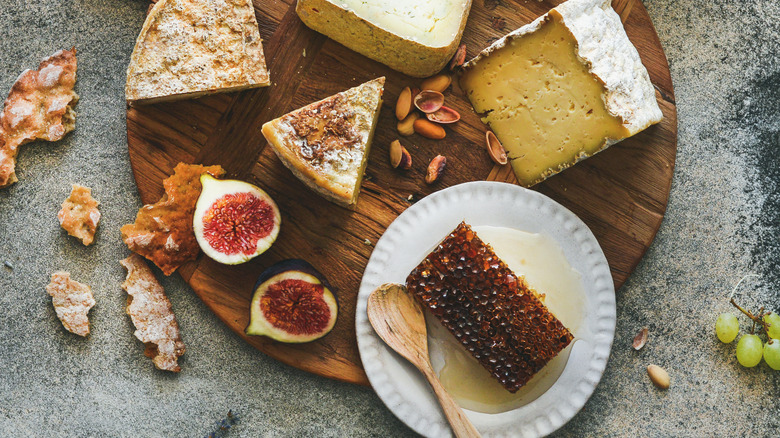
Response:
420,366,482,438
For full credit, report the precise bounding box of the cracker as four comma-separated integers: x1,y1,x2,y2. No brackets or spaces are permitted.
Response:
0,48,78,188
46,271,95,337
120,254,185,372
58,184,100,246
121,163,225,275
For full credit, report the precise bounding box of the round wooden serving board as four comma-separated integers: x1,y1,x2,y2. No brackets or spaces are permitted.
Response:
126,0,677,386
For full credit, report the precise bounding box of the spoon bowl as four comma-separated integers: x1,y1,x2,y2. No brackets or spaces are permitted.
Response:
367,283,481,438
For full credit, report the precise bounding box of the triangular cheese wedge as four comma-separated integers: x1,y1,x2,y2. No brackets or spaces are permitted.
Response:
261,77,385,207
125,0,270,104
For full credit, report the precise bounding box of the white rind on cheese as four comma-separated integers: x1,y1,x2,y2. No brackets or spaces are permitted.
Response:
125,0,270,104
336,0,467,47
463,0,662,134
296,0,472,78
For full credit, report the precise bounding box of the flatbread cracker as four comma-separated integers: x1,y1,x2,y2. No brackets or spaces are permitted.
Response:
58,184,100,246
120,254,185,372
46,271,95,337
0,48,78,188
121,163,225,275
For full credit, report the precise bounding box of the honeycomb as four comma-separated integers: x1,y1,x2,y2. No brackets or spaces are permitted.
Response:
406,222,574,393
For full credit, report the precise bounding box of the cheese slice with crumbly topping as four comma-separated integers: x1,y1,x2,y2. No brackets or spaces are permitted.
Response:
120,254,185,372
460,0,662,187
46,272,95,337
261,77,384,207
125,0,270,104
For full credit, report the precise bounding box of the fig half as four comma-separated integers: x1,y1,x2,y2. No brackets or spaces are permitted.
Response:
193,174,281,265
246,260,337,343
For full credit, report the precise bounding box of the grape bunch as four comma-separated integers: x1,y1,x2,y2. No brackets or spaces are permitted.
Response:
715,299,780,370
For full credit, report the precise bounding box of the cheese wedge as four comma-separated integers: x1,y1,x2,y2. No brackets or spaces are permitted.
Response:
261,77,384,207
125,0,270,104
460,0,662,187
296,0,472,78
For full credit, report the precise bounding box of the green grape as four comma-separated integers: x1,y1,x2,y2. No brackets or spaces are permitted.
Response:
763,312,780,339
764,340,780,370
736,334,763,367
715,313,739,343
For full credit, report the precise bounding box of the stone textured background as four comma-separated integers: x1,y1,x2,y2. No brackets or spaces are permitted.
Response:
0,0,778,436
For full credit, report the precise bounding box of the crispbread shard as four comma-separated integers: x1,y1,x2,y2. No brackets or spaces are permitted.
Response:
58,184,100,246
46,272,95,337
460,0,662,187
126,0,270,104
405,222,573,392
120,254,186,372
0,48,78,188
121,163,225,275
261,77,384,207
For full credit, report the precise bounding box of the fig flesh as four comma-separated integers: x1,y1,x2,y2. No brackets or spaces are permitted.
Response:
246,260,337,343
193,174,281,265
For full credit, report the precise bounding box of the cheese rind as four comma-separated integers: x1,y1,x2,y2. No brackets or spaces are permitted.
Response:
460,0,662,187
125,0,270,104
296,0,472,78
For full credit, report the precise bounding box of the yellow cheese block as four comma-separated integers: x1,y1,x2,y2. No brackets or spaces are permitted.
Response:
296,0,472,78
460,0,662,187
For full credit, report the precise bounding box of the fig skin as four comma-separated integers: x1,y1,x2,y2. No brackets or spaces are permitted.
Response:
246,259,338,343
193,174,281,265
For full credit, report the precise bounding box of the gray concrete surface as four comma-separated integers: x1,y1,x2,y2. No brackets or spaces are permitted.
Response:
0,0,778,436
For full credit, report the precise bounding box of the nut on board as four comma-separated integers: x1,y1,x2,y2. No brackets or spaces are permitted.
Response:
425,155,447,184
389,140,412,169
413,119,446,139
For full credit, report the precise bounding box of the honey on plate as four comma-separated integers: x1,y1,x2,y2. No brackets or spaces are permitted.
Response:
405,222,575,395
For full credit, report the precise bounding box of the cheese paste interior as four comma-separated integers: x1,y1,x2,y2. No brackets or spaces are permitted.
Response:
460,12,630,186
336,0,467,46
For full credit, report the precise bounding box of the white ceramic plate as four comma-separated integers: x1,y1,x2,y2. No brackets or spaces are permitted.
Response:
356,181,616,438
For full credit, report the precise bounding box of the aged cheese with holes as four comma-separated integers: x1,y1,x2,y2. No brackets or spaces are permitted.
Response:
296,0,472,77
460,0,662,187
125,0,270,104
261,77,384,207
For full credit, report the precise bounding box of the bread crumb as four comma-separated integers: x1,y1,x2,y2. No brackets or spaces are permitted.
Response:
58,184,100,245
0,48,78,188
120,254,185,372
46,271,95,337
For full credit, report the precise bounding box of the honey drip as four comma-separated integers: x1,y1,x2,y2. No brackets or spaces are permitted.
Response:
427,226,585,414
406,223,575,394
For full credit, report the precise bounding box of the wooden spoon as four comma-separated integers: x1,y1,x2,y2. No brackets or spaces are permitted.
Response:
367,283,481,438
